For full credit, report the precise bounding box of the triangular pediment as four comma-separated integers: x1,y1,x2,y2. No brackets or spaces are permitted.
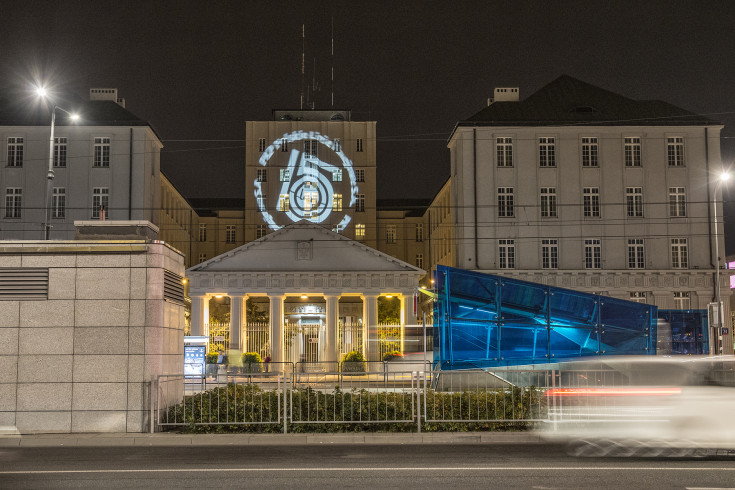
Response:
187,222,424,274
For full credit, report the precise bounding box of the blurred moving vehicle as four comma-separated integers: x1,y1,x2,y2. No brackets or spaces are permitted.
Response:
543,356,735,457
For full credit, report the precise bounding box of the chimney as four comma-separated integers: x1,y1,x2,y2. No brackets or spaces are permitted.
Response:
487,87,520,106
90,88,126,107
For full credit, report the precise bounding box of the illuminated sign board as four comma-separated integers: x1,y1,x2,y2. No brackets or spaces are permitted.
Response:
255,131,358,231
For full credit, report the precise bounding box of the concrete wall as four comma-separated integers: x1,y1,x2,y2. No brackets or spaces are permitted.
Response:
0,241,184,433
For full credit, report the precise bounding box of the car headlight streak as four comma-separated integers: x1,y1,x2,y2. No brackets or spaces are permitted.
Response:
256,130,358,231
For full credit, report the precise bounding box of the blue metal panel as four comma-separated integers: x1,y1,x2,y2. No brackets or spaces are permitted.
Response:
434,266,663,370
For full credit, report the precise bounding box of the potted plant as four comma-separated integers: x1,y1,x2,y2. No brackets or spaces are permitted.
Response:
240,352,263,373
341,350,366,374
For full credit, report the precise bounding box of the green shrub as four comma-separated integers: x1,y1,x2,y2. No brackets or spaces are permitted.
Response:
240,352,263,373
341,351,366,373
206,351,228,364
382,350,402,361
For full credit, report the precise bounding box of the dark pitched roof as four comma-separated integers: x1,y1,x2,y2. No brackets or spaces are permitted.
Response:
377,198,431,217
188,198,246,217
458,75,718,129
0,91,154,130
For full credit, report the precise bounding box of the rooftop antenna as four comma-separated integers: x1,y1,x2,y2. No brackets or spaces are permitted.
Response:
300,24,305,110
331,16,334,108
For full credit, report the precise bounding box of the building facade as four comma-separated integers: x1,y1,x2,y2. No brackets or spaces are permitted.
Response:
446,76,732,354
0,88,162,240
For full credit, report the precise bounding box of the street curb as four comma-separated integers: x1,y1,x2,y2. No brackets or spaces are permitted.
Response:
0,432,542,448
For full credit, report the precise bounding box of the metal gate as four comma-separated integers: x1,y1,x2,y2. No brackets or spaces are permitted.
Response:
284,320,323,364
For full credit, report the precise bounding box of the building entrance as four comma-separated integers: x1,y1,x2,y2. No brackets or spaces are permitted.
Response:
285,317,324,364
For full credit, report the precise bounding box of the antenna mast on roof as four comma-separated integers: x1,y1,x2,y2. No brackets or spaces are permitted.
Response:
300,24,305,110
331,16,334,108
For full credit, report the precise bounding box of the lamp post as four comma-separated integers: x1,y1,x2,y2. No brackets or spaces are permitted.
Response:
36,87,79,240
712,170,730,355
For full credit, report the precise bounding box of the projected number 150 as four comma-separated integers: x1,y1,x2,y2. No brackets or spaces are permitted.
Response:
255,131,358,231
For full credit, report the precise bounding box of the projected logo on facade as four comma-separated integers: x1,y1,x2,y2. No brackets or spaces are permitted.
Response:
255,131,358,231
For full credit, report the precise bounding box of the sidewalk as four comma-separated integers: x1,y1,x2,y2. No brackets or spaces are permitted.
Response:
0,431,542,448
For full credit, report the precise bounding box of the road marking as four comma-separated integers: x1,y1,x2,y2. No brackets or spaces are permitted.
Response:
2,467,735,475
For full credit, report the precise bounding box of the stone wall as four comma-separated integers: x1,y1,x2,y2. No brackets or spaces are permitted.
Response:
0,241,185,433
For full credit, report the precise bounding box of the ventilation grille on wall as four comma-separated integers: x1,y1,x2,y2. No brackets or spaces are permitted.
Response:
0,268,49,300
164,269,185,305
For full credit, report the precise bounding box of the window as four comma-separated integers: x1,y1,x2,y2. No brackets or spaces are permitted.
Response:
584,239,601,269
416,223,424,242
198,253,207,263
224,225,236,243
52,187,65,218
258,138,266,152
496,137,513,167
540,187,557,217
356,194,365,212
498,187,514,217
498,239,515,269
541,239,558,269
581,137,598,167
332,224,343,234
54,137,67,168
257,194,266,212
280,168,290,181
667,137,684,167
624,137,641,167
4,188,22,218
356,138,363,152
334,138,341,152
627,238,645,269
257,168,267,182
332,169,342,182
304,139,318,159
304,190,317,216
92,187,109,219
583,187,601,217
669,187,686,217
281,138,288,152
199,224,207,242
386,224,396,244
626,187,643,217
7,137,23,167
629,292,647,304
539,137,555,167
278,194,290,212
256,224,267,238
673,291,690,309
355,169,365,182
415,254,424,269
671,238,688,269
355,224,365,241
333,193,342,212
93,137,110,167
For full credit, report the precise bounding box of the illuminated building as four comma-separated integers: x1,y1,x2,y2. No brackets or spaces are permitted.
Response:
445,75,732,354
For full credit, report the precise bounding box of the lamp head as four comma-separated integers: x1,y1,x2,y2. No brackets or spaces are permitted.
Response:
721,171,731,182
35,86,47,98
69,113,80,122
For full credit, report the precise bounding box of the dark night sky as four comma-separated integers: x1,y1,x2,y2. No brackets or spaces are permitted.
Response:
3,1,735,251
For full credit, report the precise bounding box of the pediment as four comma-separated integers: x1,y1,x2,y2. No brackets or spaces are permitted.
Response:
187,222,423,274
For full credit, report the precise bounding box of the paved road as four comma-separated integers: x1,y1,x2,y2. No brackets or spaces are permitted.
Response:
2,443,735,489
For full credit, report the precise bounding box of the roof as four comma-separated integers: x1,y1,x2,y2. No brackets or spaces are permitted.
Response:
376,198,431,217
455,75,718,132
0,91,159,137
188,198,245,217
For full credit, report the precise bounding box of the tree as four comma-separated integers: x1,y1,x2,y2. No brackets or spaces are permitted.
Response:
378,296,401,324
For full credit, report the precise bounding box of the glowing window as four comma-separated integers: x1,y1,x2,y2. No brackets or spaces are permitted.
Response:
355,224,365,241
278,194,290,212
333,194,342,212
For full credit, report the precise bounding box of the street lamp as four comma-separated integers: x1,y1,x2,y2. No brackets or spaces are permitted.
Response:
712,170,730,355
36,87,79,240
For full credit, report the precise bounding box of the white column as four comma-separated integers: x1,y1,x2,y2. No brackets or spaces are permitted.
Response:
363,294,379,362
268,294,285,363
229,295,245,352
400,293,417,354
325,294,339,364
190,294,209,337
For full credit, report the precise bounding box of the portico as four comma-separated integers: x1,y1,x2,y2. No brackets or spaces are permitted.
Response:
187,222,424,364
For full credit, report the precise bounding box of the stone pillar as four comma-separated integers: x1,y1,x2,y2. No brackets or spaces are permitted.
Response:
325,294,340,364
229,295,245,353
268,294,285,363
190,294,209,337
363,294,379,362
400,293,417,354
